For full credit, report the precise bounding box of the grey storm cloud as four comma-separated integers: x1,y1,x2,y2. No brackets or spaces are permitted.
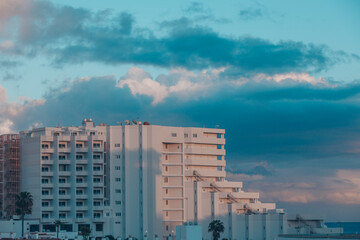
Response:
10,75,360,170
0,0,348,74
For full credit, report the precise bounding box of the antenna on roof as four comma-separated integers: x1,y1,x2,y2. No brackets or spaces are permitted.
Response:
125,120,131,125
132,120,138,125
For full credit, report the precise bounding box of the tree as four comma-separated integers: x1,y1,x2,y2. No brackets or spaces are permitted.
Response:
80,226,91,240
15,192,33,238
208,220,225,240
54,220,63,239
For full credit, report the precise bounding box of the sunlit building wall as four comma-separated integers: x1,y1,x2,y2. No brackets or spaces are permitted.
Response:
20,119,284,239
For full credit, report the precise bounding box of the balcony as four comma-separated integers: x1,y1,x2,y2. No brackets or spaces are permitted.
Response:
92,159,104,164
41,195,54,200
41,172,54,177
185,159,226,167
58,183,71,188
76,182,88,188
58,171,71,176
58,147,71,153
58,206,71,211
92,193,104,199
185,170,226,178
76,194,88,199
76,159,88,164
59,160,71,165
76,171,88,176
184,147,225,156
41,183,54,188
41,160,54,165
41,218,55,223
76,217,90,223
58,194,71,199
41,206,54,211
93,170,104,175
92,182,104,187
92,206,104,211
76,147,88,153
92,147,104,152
42,148,54,154
186,137,225,145
76,206,88,211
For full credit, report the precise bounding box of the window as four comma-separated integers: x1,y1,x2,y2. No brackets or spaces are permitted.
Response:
233,188,239,192
217,155,222,160
217,166,222,171
217,145,222,149
59,155,66,160
93,143,101,148
42,156,49,160
42,190,49,195
216,177,222,182
42,213,49,218
76,201,83,206
115,144,121,147
115,189,121,193
93,154,101,159
42,144,49,149
96,223,103,232
164,177,168,183
115,166,121,170
115,212,121,216
93,178,101,183
76,178,83,183
76,143,83,148
41,167,49,172
217,133,221,138
115,201,121,205
59,190,66,195
115,178,121,182
93,213,101,218
59,178,66,183
193,133,197,138
59,144,66,148
166,200,168,205
93,189,101,195
76,155,83,160
115,155,121,159
171,133,177,137
76,212,83,218
93,201,101,206
59,213,66,219
76,167,83,172
59,201,66,207
90,132,95,136
42,202,49,207
76,189,83,195
93,166,101,171
42,178,49,184
184,133,188,138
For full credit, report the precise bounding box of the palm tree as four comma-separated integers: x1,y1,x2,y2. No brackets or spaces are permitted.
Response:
80,226,91,240
15,192,33,238
208,220,225,240
54,219,63,239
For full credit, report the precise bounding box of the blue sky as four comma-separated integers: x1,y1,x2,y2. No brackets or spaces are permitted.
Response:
0,0,360,221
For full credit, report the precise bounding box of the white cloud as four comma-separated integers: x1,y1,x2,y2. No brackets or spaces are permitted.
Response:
117,67,212,104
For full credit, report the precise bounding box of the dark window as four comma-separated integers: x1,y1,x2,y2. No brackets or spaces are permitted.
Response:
96,224,103,232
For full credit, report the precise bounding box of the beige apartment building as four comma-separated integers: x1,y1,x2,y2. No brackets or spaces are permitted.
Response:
19,119,284,239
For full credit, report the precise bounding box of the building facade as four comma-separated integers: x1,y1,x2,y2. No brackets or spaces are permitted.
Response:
20,119,283,239
0,134,20,219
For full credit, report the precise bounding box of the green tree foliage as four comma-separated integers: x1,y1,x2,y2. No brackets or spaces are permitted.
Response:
15,192,33,238
208,220,225,240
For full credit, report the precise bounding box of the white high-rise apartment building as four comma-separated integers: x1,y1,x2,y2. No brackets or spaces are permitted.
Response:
20,119,284,239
